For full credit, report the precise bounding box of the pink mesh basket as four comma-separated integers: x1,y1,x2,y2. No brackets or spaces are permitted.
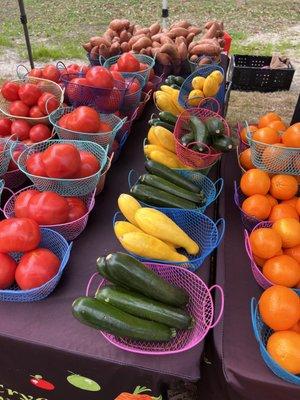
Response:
3,185,95,241
174,108,231,169
236,124,250,174
86,263,224,355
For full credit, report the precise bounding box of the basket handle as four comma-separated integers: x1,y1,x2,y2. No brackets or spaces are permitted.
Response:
56,61,67,72
60,241,73,273
233,181,240,207
112,211,122,228
99,55,107,66
16,64,29,80
116,117,128,133
127,169,140,189
250,297,260,343
212,178,224,203
215,218,226,248
0,186,15,215
197,97,221,115
244,230,253,260
85,272,104,297
209,284,224,329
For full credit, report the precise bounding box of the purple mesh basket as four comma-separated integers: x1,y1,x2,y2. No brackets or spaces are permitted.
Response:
3,185,95,241
0,228,72,302
49,106,126,151
85,263,224,355
233,181,268,232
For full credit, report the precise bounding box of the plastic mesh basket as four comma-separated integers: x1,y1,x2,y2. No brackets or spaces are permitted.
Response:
236,128,250,174
179,65,225,111
112,131,130,163
0,228,72,302
86,264,224,355
18,139,108,196
0,137,13,176
3,185,95,241
246,126,300,175
251,298,300,385
96,153,113,195
135,91,151,120
49,106,126,151
119,73,145,116
128,169,223,213
113,209,225,272
174,108,231,169
0,77,64,125
103,54,155,82
0,179,4,202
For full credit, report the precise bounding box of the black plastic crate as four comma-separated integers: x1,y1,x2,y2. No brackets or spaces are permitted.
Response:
231,55,295,92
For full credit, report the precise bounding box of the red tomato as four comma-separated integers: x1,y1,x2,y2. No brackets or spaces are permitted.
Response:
9,100,29,117
109,64,119,72
0,218,41,253
38,92,59,115
86,66,114,89
42,143,81,178
42,65,60,83
144,81,154,93
29,124,52,143
18,83,42,106
98,88,121,113
98,121,112,132
58,114,70,129
125,78,141,95
111,71,125,83
28,68,43,78
62,64,81,75
0,118,12,136
29,105,45,118
15,189,40,218
8,149,22,171
1,81,20,101
11,119,31,140
28,191,69,225
67,106,100,133
66,197,88,221
0,253,17,289
26,152,47,176
66,77,90,102
139,62,148,71
15,248,60,290
117,53,140,72
76,150,100,178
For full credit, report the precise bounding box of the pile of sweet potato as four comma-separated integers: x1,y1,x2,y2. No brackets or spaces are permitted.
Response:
83,19,225,68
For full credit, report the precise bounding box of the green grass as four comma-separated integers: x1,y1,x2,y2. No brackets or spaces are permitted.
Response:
232,41,300,57
1,0,299,60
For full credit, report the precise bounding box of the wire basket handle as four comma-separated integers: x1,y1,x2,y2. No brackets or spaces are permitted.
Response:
186,141,212,156
112,211,122,228
209,284,224,328
244,230,253,260
16,64,29,80
127,169,140,189
197,97,221,114
215,218,226,248
212,178,224,203
250,298,261,343
233,181,240,207
85,272,103,297
99,55,107,66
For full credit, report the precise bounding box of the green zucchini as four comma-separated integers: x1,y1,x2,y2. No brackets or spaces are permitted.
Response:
165,75,177,85
140,174,205,204
212,135,234,152
72,296,176,341
96,257,112,280
189,116,209,152
181,132,195,146
173,76,185,86
95,286,192,329
148,118,174,132
144,160,200,193
98,252,189,307
205,117,225,135
131,183,197,209
158,111,177,125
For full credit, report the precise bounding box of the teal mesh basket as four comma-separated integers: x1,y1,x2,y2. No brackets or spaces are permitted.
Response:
113,210,225,272
246,124,300,175
120,73,145,115
103,54,155,82
0,179,4,202
49,106,126,151
17,139,108,196
0,138,14,176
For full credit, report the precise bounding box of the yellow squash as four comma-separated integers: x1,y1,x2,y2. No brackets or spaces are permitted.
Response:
117,194,141,225
152,126,175,153
149,150,181,169
192,76,206,90
147,126,161,146
144,144,176,159
119,231,188,262
154,91,180,116
135,208,200,255
210,70,224,85
114,221,143,239
203,75,220,97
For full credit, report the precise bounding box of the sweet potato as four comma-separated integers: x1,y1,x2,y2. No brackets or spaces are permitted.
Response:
152,41,161,48
159,43,179,59
151,47,160,57
135,28,150,36
188,41,198,52
121,42,131,52
128,24,135,34
109,42,121,56
218,38,225,48
160,35,174,45
133,24,142,34
177,42,188,61
90,45,99,58
175,36,187,46
109,19,126,32
202,22,219,40
189,55,198,62
190,43,221,56
128,34,146,46
98,44,110,58
151,33,163,42
90,36,111,47
167,27,188,39
198,56,213,65
132,37,152,51
149,22,161,36
82,42,92,52
156,52,172,65
171,20,191,29
186,32,195,46
112,37,120,43
145,46,153,56
120,30,131,43
187,26,202,36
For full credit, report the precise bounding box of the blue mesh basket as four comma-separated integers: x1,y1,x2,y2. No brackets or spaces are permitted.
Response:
0,228,72,302
179,65,225,112
103,54,155,82
251,298,300,385
111,130,129,163
127,169,223,213
49,106,126,151
113,209,225,272
17,139,108,196
0,179,4,202
119,73,145,116
0,138,14,176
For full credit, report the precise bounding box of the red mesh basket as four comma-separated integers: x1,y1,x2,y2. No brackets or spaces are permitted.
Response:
174,108,231,169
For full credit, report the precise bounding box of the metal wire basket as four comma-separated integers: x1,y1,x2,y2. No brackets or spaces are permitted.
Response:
119,73,145,115
86,264,224,355
103,54,155,82
0,137,14,176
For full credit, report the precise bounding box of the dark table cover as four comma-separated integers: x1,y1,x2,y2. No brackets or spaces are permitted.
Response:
0,103,215,400
210,151,300,400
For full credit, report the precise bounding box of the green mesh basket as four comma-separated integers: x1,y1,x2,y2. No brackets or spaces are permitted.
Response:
49,106,126,151
246,123,300,175
17,139,108,196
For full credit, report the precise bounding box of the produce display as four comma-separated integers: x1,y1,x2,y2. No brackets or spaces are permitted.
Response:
72,252,192,341
29,63,89,82
187,70,224,106
0,117,52,143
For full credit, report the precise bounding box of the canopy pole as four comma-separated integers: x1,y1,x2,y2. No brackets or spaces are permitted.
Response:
18,0,34,69
162,0,169,29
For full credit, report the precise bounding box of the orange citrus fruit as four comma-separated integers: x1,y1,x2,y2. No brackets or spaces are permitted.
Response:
261,144,289,172
252,127,280,145
283,245,300,264
240,169,270,196
266,194,278,208
253,254,267,268
269,204,299,222
239,148,254,170
267,331,300,374
250,227,282,259
258,112,282,129
282,122,300,148
259,285,300,331
273,218,300,248
269,174,298,200
242,194,271,220
290,321,300,334
281,197,298,209
268,120,287,133
262,255,300,287
240,125,257,143
296,198,300,215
